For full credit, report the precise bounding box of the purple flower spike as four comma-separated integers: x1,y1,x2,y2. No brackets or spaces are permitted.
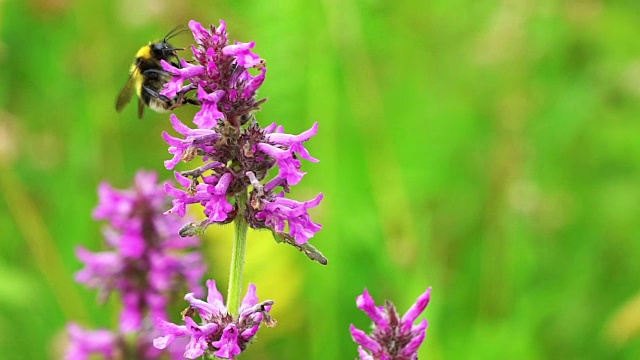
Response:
159,20,325,262
350,287,432,360
153,281,275,359
75,171,206,333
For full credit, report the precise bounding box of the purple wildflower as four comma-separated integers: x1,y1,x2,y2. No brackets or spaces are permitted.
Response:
154,280,276,359
350,288,431,360
159,20,324,257
75,171,206,333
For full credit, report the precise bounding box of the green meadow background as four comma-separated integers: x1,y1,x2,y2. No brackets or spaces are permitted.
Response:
2,0,640,359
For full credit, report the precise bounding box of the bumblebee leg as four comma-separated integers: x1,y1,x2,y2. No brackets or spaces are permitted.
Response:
169,93,201,110
142,84,171,102
142,68,170,78
142,84,173,112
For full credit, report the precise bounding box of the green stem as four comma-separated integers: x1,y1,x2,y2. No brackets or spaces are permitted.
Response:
227,190,249,317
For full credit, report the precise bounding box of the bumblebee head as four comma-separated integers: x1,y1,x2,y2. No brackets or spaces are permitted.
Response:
150,41,178,61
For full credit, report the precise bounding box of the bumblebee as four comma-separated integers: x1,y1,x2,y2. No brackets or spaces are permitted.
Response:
115,27,186,118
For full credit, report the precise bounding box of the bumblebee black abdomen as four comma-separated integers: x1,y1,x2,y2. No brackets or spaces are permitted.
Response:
139,68,173,113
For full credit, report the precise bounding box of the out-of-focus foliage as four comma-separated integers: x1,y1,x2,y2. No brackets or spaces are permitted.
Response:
1,0,640,359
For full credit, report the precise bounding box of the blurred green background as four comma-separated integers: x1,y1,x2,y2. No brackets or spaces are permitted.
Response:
1,0,640,359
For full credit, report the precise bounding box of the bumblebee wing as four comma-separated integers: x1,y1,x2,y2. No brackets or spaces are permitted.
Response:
115,71,137,112
137,97,145,119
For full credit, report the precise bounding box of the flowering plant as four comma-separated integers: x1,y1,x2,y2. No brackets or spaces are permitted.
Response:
64,18,431,360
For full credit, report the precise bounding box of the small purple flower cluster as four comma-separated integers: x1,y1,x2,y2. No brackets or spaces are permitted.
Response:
160,20,323,246
350,288,431,360
154,280,275,359
66,171,206,359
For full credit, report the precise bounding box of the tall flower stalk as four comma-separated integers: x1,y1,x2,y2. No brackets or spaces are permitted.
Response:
153,19,325,358
228,190,249,317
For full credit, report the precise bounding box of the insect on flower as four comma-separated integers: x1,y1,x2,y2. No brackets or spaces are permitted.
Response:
115,27,199,118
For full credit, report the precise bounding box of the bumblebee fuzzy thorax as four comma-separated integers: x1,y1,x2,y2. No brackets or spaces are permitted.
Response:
135,44,152,60
134,41,178,73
